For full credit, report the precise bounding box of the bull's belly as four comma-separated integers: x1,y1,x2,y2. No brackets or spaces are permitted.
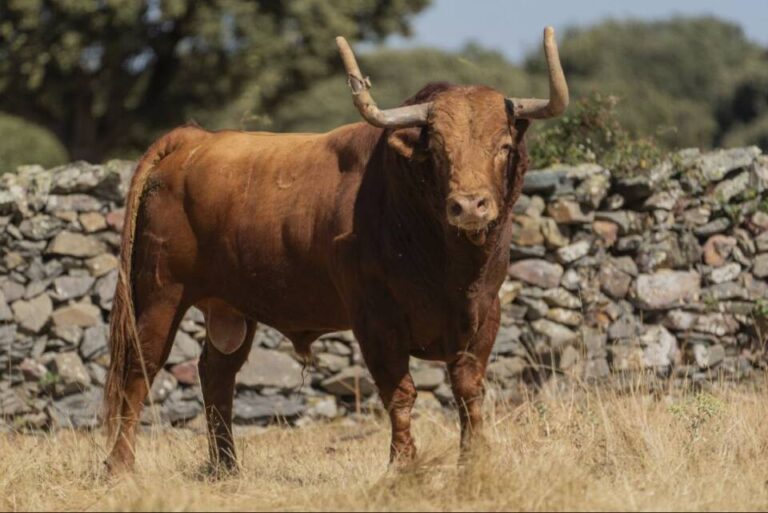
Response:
206,261,351,334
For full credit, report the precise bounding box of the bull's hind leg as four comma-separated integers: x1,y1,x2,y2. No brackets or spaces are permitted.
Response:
198,302,256,473
106,283,188,473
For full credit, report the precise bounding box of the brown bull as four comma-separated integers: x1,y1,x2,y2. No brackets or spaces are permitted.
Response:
104,27,569,473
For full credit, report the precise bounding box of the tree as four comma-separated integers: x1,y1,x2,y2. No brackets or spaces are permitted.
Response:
527,17,766,149
0,0,429,162
270,43,537,133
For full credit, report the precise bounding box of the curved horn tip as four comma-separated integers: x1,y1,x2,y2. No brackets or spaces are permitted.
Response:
544,26,555,39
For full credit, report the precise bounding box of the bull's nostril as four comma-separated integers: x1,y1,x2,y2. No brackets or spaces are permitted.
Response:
449,202,463,217
476,197,488,212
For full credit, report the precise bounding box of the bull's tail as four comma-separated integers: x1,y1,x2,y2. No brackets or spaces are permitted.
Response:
103,136,174,441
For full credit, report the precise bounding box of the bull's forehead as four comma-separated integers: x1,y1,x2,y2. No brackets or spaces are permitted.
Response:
428,86,510,156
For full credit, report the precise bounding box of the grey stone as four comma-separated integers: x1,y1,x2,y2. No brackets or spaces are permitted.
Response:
50,351,91,394
694,218,730,237
541,288,581,309
634,271,701,310
531,319,578,348
1,280,25,303
707,263,741,284
49,388,102,428
0,387,32,417
94,270,117,309
546,307,582,327
695,146,760,184
663,310,698,331
584,358,610,380
167,331,202,365
18,215,63,240
51,275,95,301
556,239,591,263
411,366,445,391
594,211,642,235
307,396,338,419
321,366,376,397
598,262,632,300
579,327,607,359
517,296,549,320
609,345,644,371
46,231,106,258
148,369,178,404
710,171,750,203
0,290,11,322
85,254,118,277
702,282,749,302
547,198,593,224
615,235,643,252
693,343,726,369
160,389,203,425
51,325,83,346
49,161,121,200
753,253,768,278
487,357,527,382
12,294,52,334
608,314,640,341
45,194,103,213
51,302,101,328
237,348,303,390
639,326,678,368
522,169,572,195
315,353,349,374
233,391,304,424
80,325,108,360
694,313,739,336
508,259,564,289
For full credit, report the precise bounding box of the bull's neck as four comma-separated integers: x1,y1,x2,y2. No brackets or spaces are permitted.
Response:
376,137,510,293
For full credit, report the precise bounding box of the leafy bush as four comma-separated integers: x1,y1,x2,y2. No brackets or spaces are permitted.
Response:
529,92,661,176
0,114,67,172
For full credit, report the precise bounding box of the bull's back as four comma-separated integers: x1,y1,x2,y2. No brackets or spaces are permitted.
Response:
151,126,359,331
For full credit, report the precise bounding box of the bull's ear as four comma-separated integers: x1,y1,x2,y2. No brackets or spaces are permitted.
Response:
387,127,428,161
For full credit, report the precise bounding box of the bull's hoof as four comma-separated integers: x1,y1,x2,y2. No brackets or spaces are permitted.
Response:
104,455,135,476
198,460,240,480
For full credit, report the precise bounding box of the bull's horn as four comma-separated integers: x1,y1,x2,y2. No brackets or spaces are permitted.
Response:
505,26,569,119
336,36,431,128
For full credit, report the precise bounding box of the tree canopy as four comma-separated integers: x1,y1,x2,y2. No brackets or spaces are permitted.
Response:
0,0,428,162
1,12,767,170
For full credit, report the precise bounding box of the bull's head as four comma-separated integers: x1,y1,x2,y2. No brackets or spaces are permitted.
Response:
337,27,569,245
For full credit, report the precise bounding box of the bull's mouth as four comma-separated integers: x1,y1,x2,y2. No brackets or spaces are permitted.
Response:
466,229,487,245
459,220,497,246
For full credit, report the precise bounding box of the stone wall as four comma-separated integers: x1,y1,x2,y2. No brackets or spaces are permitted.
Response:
1,147,767,430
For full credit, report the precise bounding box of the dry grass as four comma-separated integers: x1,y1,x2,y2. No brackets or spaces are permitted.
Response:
3,378,768,511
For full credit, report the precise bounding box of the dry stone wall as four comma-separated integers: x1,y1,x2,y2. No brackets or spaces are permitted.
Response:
1,147,767,431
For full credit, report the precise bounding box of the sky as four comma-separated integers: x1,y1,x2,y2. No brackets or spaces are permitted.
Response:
386,0,768,62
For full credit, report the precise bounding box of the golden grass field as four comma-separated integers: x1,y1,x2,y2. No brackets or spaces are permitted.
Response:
3,377,768,512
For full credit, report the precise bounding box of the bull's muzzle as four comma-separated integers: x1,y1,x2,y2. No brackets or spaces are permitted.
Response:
446,191,498,232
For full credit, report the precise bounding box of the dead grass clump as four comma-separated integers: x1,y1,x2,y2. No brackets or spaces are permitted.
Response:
2,379,768,511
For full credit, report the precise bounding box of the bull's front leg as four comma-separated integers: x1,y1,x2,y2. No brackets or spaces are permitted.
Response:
448,298,500,454
354,316,417,466
365,349,417,465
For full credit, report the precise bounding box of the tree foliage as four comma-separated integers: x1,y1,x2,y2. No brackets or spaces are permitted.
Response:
2,12,768,167
270,43,537,133
533,17,768,149
0,0,428,161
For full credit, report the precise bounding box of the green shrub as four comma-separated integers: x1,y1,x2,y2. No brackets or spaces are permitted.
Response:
0,113,68,172
529,92,661,176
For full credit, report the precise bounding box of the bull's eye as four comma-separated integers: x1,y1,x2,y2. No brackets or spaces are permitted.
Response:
499,143,513,155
